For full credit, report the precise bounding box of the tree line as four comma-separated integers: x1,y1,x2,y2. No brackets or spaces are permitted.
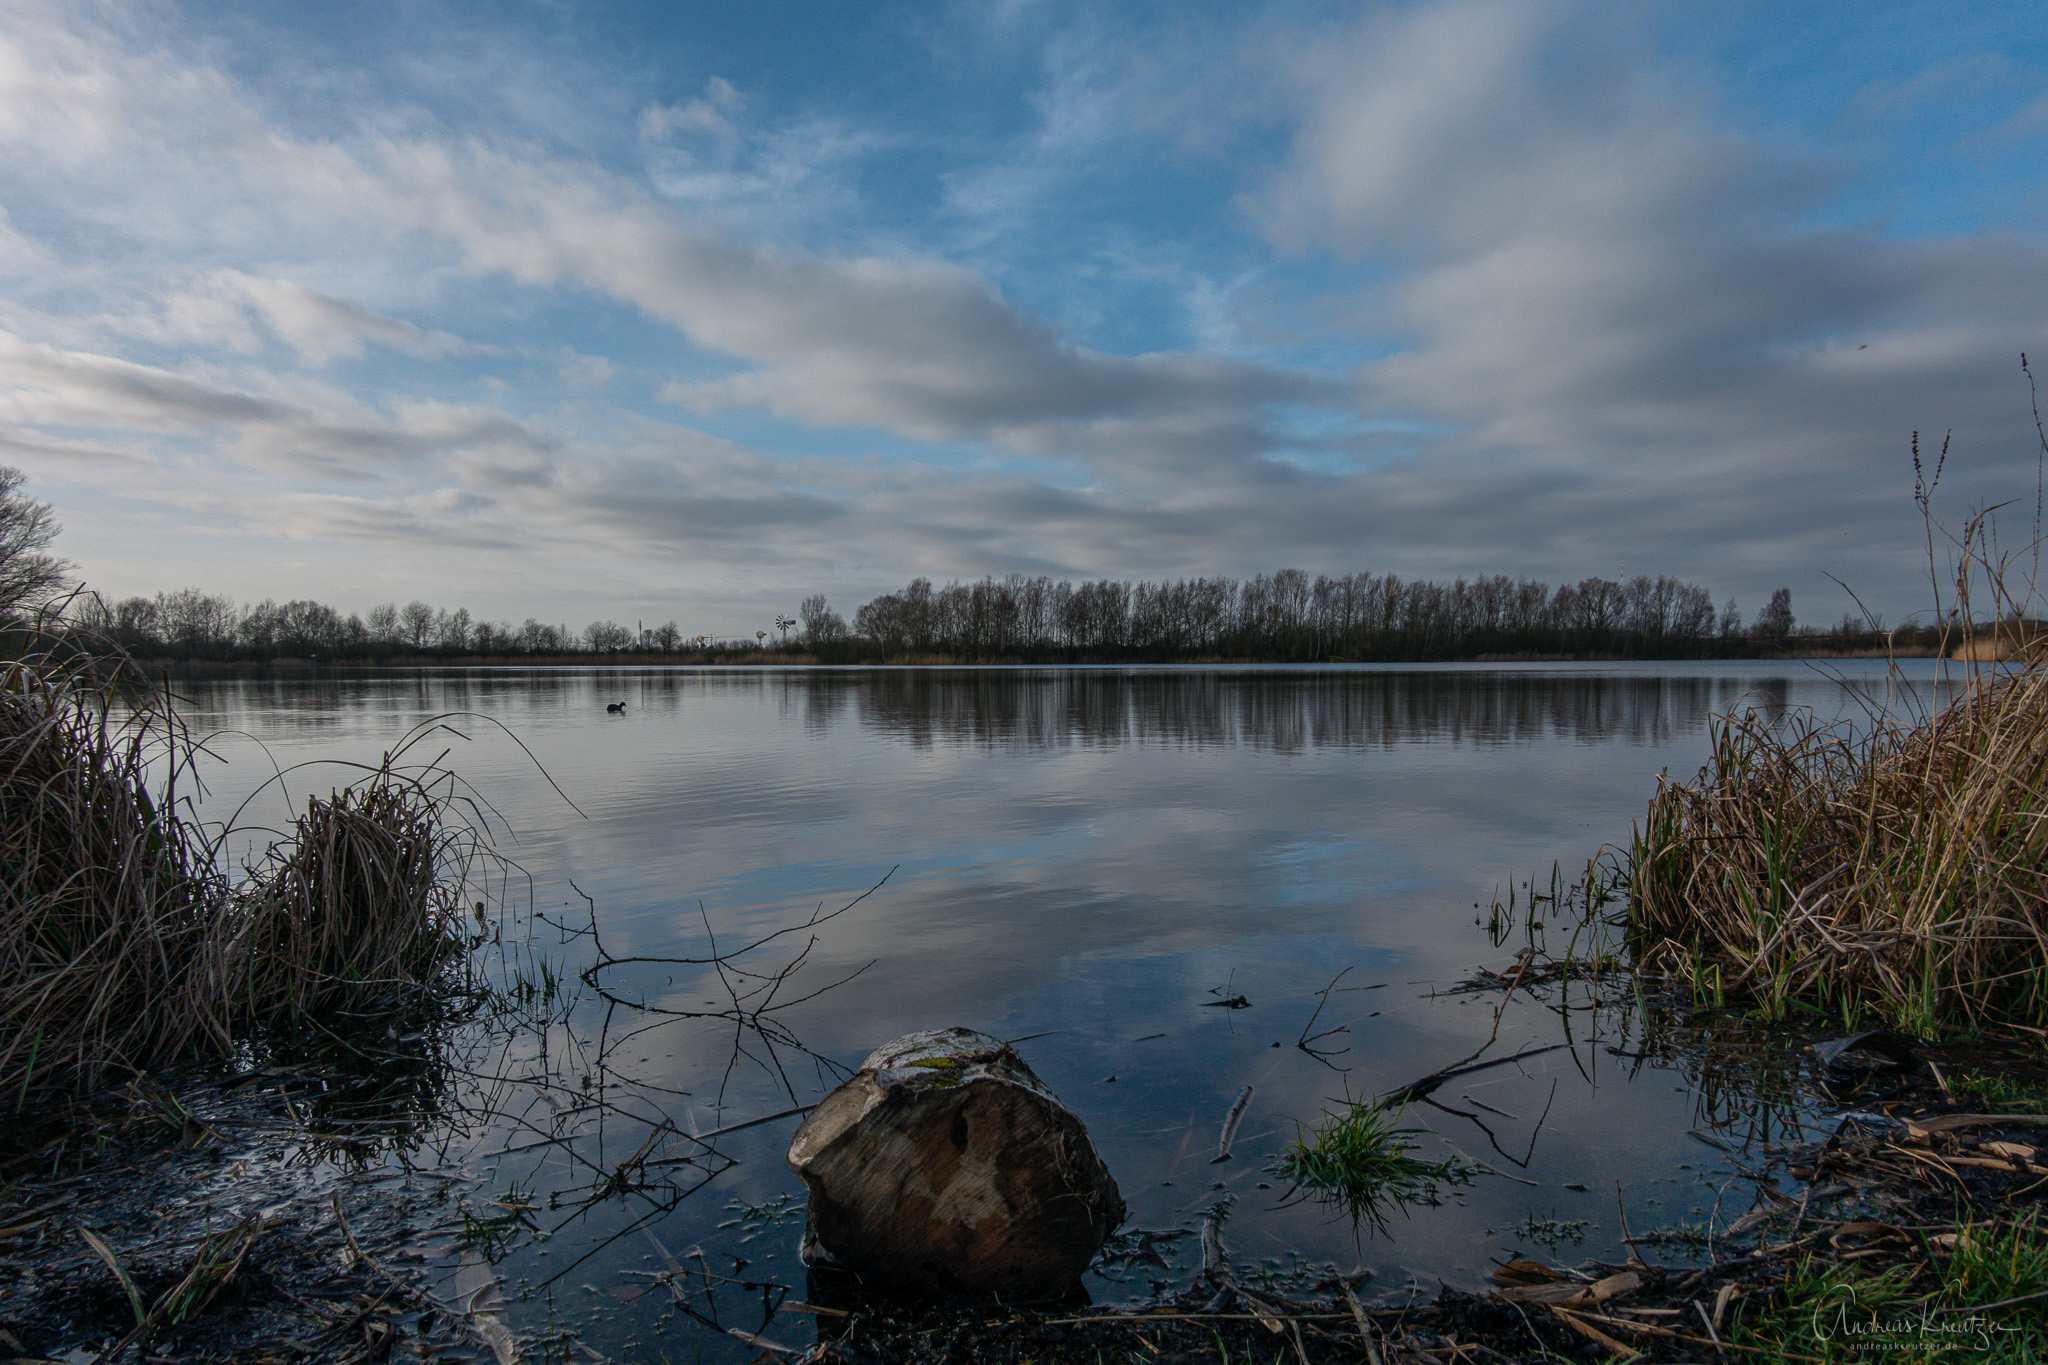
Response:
70,590,705,660
834,572,1848,661
51,571,1923,664
0,462,1920,665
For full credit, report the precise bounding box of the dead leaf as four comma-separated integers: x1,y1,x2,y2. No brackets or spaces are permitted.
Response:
1579,1271,1642,1306
1712,1282,1739,1333
1827,1222,1904,1248
456,1249,517,1365
1910,1113,2048,1135
1549,1306,1640,1359
1723,1206,1775,1238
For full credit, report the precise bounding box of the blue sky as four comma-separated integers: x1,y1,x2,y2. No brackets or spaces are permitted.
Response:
1,0,2044,632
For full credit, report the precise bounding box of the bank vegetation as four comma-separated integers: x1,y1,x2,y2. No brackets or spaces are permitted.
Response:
64,571,1942,667
0,640,485,1113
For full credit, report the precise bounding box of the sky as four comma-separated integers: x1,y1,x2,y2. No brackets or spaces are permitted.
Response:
0,0,2045,633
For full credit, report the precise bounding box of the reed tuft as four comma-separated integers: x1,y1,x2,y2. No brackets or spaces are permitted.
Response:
0,646,485,1109
1629,656,2048,1031
0,651,220,1103
225,778,469,1023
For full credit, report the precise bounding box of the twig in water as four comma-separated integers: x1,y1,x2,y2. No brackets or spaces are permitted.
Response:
1297,968,1354,1067
1213,1085,1254,1162
1615,1179,1647,1269
1378,1042,1570,1105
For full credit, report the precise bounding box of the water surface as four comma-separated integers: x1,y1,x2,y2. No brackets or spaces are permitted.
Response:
172,660,1948,1355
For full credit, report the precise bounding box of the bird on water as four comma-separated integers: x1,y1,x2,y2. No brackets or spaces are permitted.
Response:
606,702,625,713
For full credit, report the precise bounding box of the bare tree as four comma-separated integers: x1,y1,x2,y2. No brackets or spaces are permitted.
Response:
437,606,473,651
400,599,436,650
799,593,846,642
365,602,401,644
1751,588,1794,643
0,466,71,622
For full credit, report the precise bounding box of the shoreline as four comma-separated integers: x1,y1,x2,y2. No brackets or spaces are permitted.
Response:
139,647,1945,679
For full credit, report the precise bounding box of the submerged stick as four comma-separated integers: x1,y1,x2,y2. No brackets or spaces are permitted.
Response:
1213,1085,1254,1162
1378,1042,1570,1105
1199,1196,1233,1279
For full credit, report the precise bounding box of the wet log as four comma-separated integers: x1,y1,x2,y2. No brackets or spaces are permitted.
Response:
786,1026,1125,1300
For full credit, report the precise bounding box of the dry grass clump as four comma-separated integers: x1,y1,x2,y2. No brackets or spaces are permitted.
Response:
1630,657,2048,1032
1,650,484,1109
225,781,470,1023
0,655,221,1103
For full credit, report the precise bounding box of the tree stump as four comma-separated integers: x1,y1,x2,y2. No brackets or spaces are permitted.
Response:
786,1027,1125,1300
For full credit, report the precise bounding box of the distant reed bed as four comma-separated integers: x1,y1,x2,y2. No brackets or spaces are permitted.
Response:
0,643,485,1110
1629,655,2048,1032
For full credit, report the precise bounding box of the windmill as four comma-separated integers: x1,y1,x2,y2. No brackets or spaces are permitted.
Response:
775,613,797,643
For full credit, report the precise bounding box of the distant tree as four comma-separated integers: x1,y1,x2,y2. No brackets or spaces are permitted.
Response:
400,600,436,650
1719,597,1742,638
112,596,161,650
583,620,632,653
1752,588,1794,643
272,599,343,653
366,602,401,645
240,599,282,652
157,587,237,652
437,607,472,651
0,466,71,621
651,621,682,652
799,594,846,642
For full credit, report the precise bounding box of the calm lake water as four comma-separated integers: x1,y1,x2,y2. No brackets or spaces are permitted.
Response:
171,660,1948,1358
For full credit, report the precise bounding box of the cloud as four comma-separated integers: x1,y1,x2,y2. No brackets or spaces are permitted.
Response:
634,74,885,240
1247,0,2048,599
246,132,1330,464
0,329,548,481
638,77,742,144
558,349,613,386
111,270,474,366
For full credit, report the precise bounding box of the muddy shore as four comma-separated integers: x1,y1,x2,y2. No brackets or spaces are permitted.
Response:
5,1008,2045,1364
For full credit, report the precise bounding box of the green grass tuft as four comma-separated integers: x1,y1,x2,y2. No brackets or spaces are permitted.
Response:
1269,1099,1470,1229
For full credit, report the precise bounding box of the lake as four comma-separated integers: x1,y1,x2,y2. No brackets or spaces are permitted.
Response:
169,659,1949,1357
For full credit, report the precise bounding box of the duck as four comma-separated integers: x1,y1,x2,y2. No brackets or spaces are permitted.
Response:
606,702,626,714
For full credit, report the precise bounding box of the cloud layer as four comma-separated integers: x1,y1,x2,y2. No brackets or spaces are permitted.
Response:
0,0,2042,625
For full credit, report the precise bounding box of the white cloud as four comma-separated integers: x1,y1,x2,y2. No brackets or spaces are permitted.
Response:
638,77,742,144
109,270,474,365
558,350,613,386
239,132,1329,463
1246,0,2048,599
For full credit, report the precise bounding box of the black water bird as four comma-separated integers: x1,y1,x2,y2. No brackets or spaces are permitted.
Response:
606,702,625,713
